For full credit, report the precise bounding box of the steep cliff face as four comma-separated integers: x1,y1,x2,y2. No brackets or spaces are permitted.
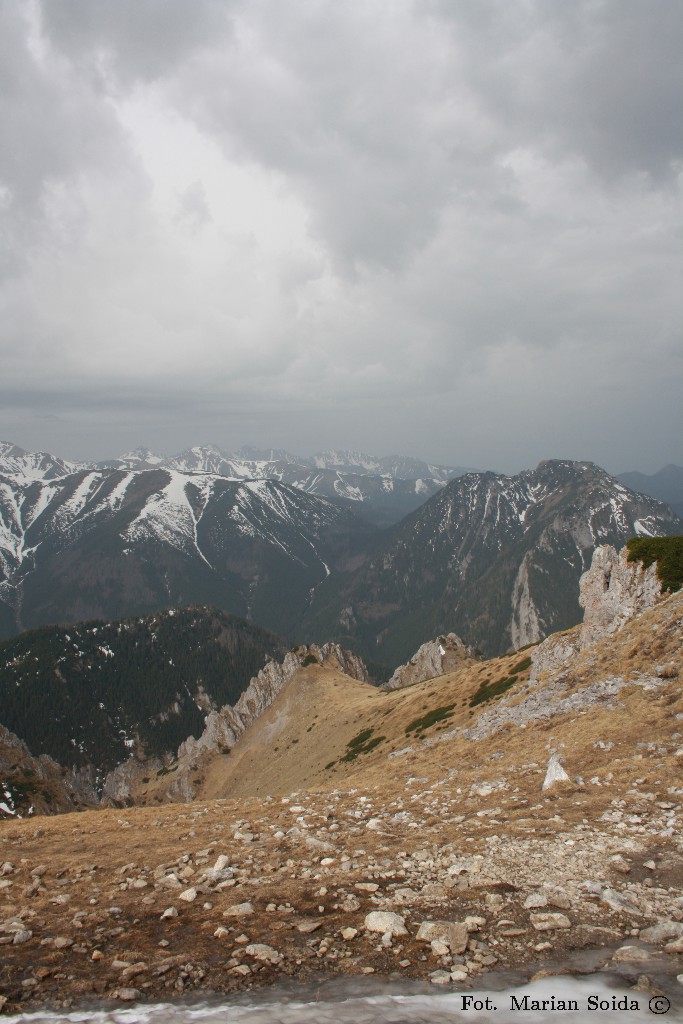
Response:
530,544,663,683
383,633,481,691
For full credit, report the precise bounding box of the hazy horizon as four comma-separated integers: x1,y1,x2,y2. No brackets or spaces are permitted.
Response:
2,431,680,480
1,2,681,476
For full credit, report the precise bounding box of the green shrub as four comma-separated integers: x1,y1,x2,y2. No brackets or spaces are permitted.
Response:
469,675,517,708
340,727,385,762
405,704,455,735
626,536,683,593
510,655,532,674
347,728,375,749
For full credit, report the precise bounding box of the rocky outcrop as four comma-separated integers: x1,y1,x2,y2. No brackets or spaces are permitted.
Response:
102,756,163,806
528,630,581,685
530,544,662,683
578,544,661,648
510,554,544,650
384,634,480,691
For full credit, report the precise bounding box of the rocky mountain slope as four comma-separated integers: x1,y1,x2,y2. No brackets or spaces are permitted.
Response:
0,544,681,1012
121,537,681,809
301,460,683,663
0,607,287,785
0,469,373,640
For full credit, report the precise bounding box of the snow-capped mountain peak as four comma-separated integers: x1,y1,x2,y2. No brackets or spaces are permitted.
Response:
0,441,80,480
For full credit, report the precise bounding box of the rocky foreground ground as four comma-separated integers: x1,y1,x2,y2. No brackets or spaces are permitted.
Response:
1,765,682,1014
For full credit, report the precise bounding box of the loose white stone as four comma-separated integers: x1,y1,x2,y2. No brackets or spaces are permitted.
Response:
364,911,408,937
245,943,282,964
112,988,141,1001
416,921,468,954
542,754,570,791
612,946,658,963
524,893,548,909
222,901,254,917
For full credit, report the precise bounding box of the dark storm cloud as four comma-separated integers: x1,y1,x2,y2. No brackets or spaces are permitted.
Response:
1,1,681,471
39,0,232,85
428,0,683,182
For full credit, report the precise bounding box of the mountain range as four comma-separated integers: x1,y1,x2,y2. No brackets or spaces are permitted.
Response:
0,441,469,527
0,467,374,641
301,459,683,663
1,441,681,663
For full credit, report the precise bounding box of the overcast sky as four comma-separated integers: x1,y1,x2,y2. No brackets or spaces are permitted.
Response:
1,0,681,473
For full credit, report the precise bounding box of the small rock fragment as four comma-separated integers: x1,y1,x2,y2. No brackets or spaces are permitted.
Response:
612,946,658,963
530,913,571,932
112,987,141,1001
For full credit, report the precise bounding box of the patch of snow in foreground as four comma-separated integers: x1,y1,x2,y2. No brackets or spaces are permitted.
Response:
1,976,672,1023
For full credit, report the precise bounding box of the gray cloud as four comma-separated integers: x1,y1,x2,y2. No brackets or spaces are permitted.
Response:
0,0,680,473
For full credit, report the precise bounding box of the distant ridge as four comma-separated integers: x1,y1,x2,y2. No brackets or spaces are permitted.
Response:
0,440,472,527
617,464,683,519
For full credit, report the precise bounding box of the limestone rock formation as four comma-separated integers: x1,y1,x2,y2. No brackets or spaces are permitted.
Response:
542,753,571,791
578,544,661,648
384,633,480,691
101,642,367,804
530,544,662,683
134,642,369,803
101,756,163,806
